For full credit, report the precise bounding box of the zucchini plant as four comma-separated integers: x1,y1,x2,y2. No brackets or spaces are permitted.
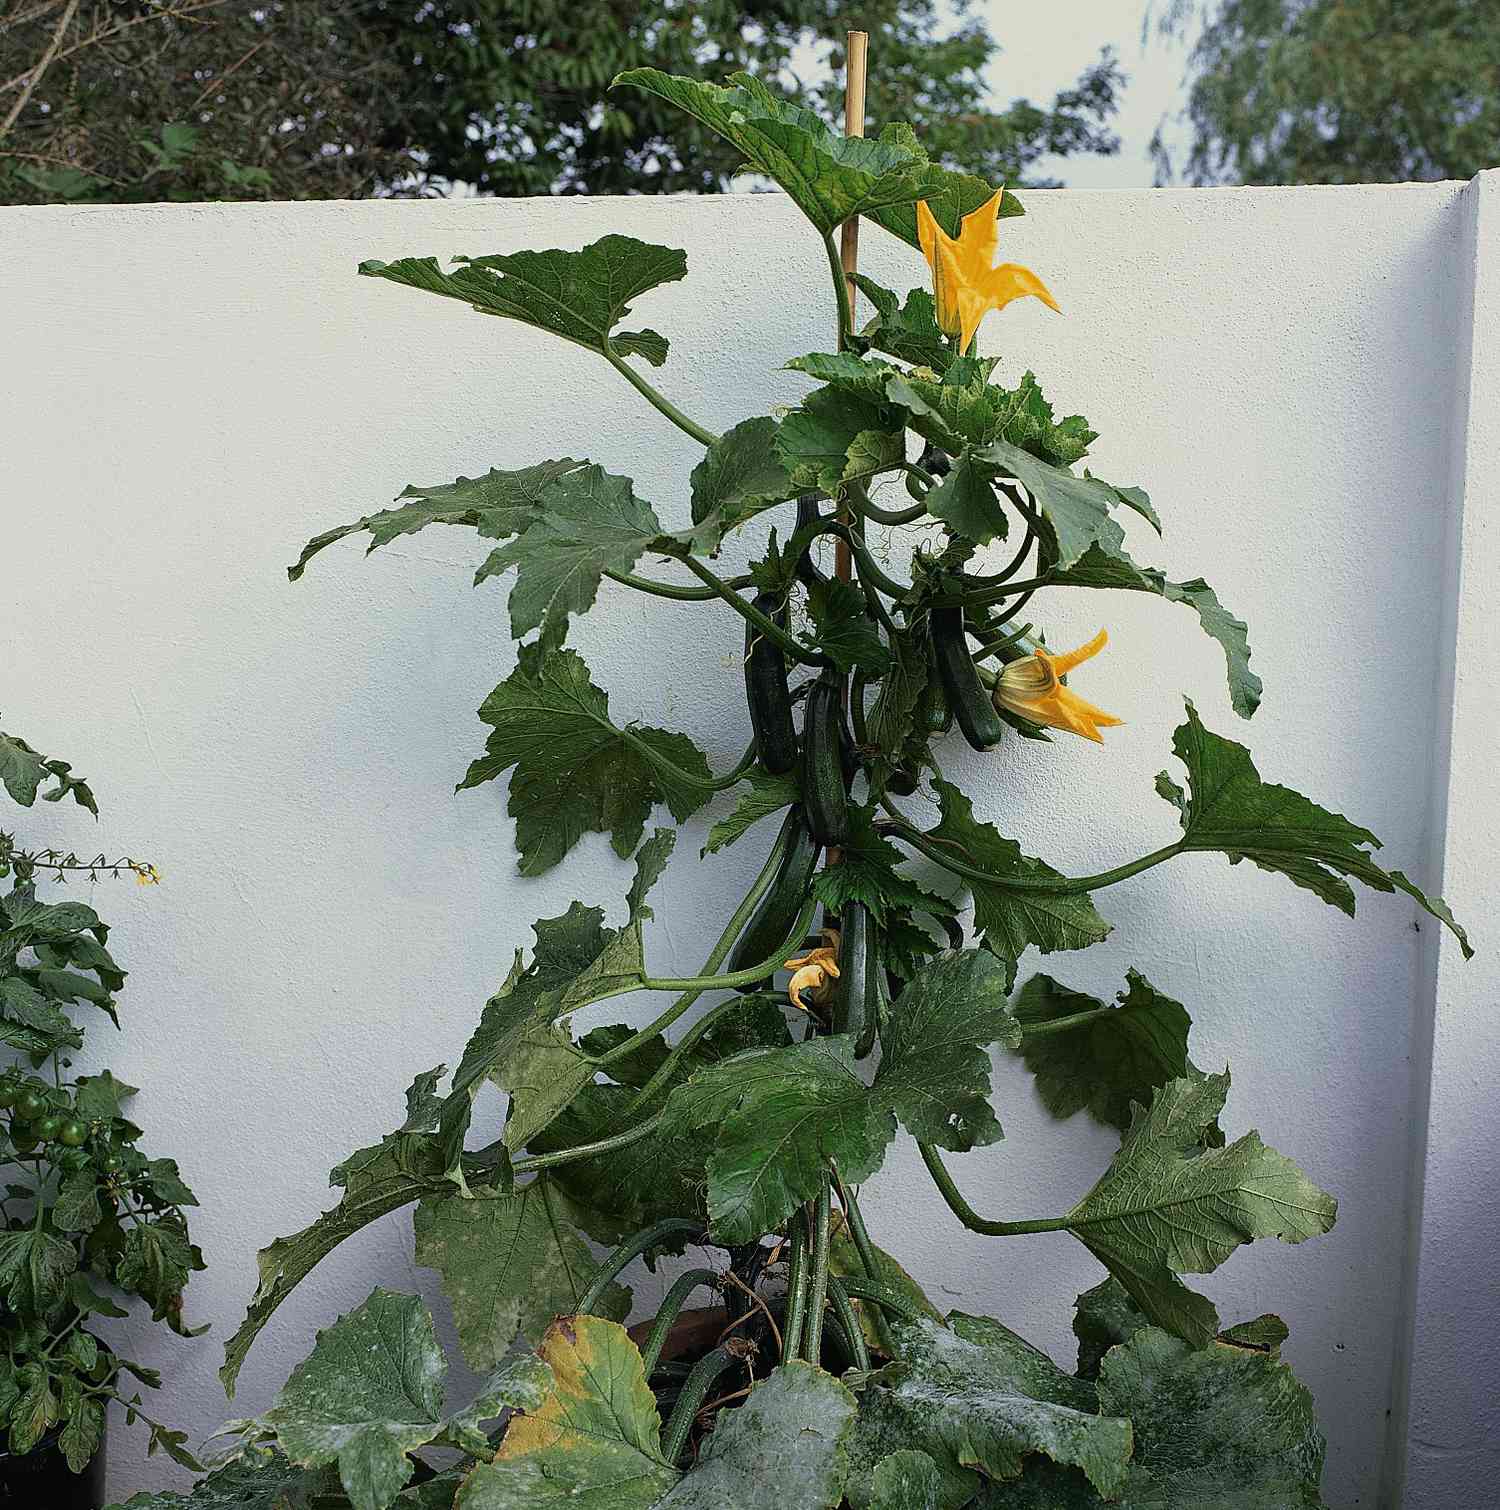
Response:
123,67,1470,1510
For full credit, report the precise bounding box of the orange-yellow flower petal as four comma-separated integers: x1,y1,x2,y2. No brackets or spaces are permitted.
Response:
916,190,1060,352
993,629,1123,744
784,928,841,1011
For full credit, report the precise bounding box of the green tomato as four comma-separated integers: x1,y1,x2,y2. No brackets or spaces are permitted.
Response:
15,1089,46,1121
58,1120,88,1148
100,1153,123,1174
34,1114,62,1140
12,1134,39,1155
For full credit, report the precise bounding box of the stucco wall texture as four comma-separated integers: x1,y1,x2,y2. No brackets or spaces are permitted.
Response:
2,177,1495,1507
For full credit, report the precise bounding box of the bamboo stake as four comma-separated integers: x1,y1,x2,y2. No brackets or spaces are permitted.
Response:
835,28,868,588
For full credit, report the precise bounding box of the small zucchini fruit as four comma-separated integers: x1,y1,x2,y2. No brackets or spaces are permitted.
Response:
930,602,1005,751
727,807,821,987
831,901,881,1058
744,592,798,775
801,669,851,848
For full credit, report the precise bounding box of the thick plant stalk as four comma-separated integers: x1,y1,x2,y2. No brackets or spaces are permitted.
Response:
580,1219,706,1315
660,1347,743,1464
782,1215,810,1364
918,1142,1070,1237
825,1274,871,1373
802,1178,834,1363
833,1275,932,1326
638,1270,721,1379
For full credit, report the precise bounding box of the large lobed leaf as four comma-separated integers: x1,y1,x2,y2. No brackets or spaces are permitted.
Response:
663,951,1017,1242
456,1315,673,1508
845,1313,1133,1509
1163,701,1470,953
775,383,906,495
925,780,1112,990
414,1179,630,1372
461,646,711,875
478,464,666,639
287,459,585,582
614,71,925,238
615,71,1019,248
688,417,798,538
107,1450,337,1509
1063,1072,1336,1347
457,1316,856,1510
983,1324,1326,1508
360,235,686,365
655,1360,856,1508
436,831,671,1177
228,1290,551,1510
1013,971,1194,1135
219,1125,452,1397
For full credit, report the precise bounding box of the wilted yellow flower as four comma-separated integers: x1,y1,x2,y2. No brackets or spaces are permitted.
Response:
993,630,1123,744
784,928,841,1012
916,190,1061,353
134,864,161,886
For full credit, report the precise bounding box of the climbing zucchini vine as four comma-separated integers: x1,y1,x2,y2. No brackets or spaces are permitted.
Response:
126,66,1471,1510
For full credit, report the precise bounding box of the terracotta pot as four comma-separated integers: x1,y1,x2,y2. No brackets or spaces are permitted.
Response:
0,1423,106,1509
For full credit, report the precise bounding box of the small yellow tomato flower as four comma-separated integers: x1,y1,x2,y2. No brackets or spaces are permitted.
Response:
784,928,841,1012
916,190,1060,353
993,630,1123,744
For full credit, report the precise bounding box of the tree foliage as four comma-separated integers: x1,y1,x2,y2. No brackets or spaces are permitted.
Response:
0,0,1121,204
1156,0,1500,184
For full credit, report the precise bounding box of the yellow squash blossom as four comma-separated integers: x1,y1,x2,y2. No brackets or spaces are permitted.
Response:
916,190,1060,353
993,630,1123,744
784,928,841,1012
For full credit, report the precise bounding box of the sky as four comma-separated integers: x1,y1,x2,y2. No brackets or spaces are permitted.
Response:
965,1,1196,189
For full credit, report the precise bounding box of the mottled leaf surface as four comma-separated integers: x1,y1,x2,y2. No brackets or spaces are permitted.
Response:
221,1128,451,1396
457,1317,676,1509
414,1179,630,1370
845,1314,1132,1509
656,1362,855,1508
1064,1073,1337,1346
984,1327,1326,1508
260,1289,445,1510
868,1449,947,1509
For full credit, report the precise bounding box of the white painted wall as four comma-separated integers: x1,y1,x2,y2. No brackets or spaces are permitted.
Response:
0,180,1493,1508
